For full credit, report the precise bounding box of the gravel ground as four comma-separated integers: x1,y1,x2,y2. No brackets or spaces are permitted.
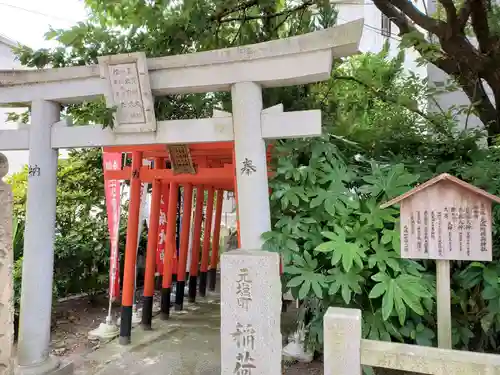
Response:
46,293,413,375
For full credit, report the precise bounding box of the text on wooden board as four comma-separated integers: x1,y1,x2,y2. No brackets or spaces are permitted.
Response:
402,203,490,260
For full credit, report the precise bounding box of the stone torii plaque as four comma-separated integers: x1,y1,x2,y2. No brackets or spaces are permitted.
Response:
98,52,157,133
381,173,500,350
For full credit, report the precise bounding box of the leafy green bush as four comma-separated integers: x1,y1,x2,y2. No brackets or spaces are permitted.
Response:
266,140,500,352
9,149,127,315
264,146,438,349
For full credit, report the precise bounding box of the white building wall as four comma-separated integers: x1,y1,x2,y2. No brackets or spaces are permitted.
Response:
335,0,426,79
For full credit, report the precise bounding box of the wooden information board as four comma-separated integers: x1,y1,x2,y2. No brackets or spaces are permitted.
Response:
381,173,500,349
382,173,499,261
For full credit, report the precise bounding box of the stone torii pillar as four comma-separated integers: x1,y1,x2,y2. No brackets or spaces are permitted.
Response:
232,84,272,247
214,103,285,248
17,101,65,375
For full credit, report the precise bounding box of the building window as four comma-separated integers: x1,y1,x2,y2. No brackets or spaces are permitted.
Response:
381,14,391,38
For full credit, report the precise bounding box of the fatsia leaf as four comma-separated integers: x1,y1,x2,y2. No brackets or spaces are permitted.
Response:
359,163,418,199
327,268,365,304
315,241,335,252
286,238,299,252
317,229,366,272
303,251,318,269
321,231,338,241
368,282,386,299
284,266,304,275
298,280,311,299
367,239,400,273
310,187,328,208
283,253,327,300
318,159,356,188
311,280,324,298
360,199,398,229
369,272,432,324
287,275,305,287
362,310,402,342
345,221,377,247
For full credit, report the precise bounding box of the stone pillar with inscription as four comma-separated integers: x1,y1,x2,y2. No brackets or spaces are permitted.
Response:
231,82,270,249
221,250,282,375
0,153,14,374
17,100,61,374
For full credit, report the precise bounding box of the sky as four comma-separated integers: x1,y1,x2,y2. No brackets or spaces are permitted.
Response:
0,0,87,48
0,0,87,175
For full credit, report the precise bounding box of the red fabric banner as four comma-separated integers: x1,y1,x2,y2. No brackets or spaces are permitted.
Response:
103,152,122,301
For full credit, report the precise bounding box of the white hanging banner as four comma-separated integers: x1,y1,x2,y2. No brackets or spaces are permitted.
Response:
186,193,195,273
133,159,151,305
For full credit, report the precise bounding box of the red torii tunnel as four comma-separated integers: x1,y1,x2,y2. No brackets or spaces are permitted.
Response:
103,142,275,342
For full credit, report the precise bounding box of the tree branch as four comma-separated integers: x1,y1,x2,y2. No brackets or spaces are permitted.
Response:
371,0,413,34
423,53,498,137
469,0,494,54
437,0,458,26
371,1,454,69
214,1,315,24
389,0,445,34
456,73,499,136
210,0,259,22
457,0,473,31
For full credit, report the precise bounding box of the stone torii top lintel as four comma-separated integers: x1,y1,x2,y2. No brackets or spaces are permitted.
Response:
0,19,363,104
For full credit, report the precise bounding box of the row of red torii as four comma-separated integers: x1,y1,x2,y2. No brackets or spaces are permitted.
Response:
104,142,268,332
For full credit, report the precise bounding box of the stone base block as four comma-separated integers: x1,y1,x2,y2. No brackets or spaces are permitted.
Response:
88,322,119,340
323,307,361,375
15,357,74,375
221,249,282,375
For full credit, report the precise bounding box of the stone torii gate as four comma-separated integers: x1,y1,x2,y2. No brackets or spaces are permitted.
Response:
0,20,363,375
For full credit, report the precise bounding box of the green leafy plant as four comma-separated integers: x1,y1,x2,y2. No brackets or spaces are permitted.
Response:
8,149,128,315
264,154,436,351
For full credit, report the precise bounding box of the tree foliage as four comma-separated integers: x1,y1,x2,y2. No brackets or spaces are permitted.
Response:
9,149,127,314
371,0,500,140
199,0,500,142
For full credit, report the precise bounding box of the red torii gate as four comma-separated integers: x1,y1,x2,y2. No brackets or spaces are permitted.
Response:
103,142,274,330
